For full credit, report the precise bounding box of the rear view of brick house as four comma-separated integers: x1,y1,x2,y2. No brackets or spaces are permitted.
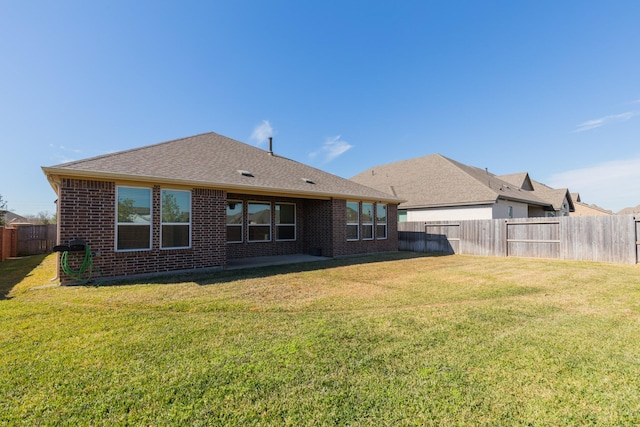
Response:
42,132,401,284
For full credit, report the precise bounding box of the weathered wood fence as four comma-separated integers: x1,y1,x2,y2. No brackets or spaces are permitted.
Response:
0,226,17,262
398,215,640,264
15,224,57,256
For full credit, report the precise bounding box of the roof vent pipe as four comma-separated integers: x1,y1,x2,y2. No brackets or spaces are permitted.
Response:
268,137,273,156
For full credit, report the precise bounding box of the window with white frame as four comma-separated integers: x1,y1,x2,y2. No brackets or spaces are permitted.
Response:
276,203,296,241
376,203,387,239
116,186,152,251
361,202,374,240
226,200,243,243
248,202,271,241
161,189,191,249
346,201,359,241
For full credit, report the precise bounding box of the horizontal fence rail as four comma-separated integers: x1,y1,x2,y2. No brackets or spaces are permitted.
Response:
399,215,639,264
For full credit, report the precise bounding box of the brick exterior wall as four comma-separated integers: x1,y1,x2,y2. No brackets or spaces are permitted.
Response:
331,200,398,257
226,194,306,259
303,199,335,257
58,179,226,284
226,196,398,259
57,179,399,283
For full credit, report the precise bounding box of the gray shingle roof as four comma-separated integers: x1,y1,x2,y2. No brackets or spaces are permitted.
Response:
350,154,551,209
498,172,534,191
529,180,574,212
42,132,401,203
500,174,574,211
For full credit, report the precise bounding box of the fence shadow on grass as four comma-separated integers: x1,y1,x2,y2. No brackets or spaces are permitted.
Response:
106,251,450,288
0,254,49,300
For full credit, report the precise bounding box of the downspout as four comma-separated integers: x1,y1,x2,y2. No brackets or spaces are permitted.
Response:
54,182,61,282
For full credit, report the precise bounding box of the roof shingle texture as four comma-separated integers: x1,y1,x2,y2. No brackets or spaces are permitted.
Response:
43,132,400,203
350,154,550,209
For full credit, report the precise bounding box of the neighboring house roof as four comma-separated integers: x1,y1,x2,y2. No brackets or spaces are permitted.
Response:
42,132,401,204
617,204,640,215
500,174,575,212
350,153,552,210
568,193,612,216
497,172,535,191
573,202,613,216
2,211,33,226
530,180,574,212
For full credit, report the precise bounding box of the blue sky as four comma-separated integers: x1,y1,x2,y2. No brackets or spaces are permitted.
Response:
2,0,639,215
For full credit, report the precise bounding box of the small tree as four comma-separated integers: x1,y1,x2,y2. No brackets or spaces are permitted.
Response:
24,211,55,225
0,194,7,226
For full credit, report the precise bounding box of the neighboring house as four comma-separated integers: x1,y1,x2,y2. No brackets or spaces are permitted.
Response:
616,204,640,216
569,193,612,217
2,212,35,226
498,174,574,217
351,154,557,221
42,132,401,284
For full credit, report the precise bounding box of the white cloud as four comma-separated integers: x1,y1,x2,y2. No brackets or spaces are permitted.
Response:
547,157,640,212
573,111,638,132
49,144,82,164
309,135,353,163
250,120,273,146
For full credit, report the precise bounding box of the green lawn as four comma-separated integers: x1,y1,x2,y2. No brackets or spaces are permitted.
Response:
2,252,640,426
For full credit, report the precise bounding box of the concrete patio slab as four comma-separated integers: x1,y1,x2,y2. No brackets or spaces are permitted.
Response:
226,254,331,270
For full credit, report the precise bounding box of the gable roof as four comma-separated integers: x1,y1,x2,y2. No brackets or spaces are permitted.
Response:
42,132,401,203
350,154,551,209
500,174,574,212
498,172,534,191
530,180,574,212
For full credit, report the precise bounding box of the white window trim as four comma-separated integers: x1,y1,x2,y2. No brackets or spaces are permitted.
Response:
376,203,388,240
362,202,374,241
347,201,360,241
247,201,272,243
160,189,192,250
275,202,296,242
115,185,152,252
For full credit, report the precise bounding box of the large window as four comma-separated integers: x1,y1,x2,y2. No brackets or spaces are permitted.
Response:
362,203,374,240
376,203,387,239
226,200,243,243
248,202,271,241
161,189,191,249
116,186,152,251
346,201,359,241
276,203,296,241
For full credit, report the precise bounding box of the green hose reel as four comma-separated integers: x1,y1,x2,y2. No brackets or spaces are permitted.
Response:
54,239,101,285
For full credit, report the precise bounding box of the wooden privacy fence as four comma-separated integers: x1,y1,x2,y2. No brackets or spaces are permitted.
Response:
16,224,57,256
0,226,18,262
398,215,640,264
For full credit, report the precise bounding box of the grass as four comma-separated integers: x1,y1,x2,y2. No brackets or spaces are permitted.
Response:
1,252,640,425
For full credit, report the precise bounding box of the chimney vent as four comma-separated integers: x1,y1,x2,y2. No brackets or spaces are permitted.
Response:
268,137,273,156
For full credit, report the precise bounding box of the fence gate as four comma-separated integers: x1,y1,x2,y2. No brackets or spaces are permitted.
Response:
16,224,57,256
505,220,560,259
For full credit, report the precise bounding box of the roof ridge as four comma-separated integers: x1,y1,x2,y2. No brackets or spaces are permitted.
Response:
439,154,503,194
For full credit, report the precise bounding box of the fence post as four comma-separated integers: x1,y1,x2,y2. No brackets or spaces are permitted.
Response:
633,216,640,264
503,220,508,257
